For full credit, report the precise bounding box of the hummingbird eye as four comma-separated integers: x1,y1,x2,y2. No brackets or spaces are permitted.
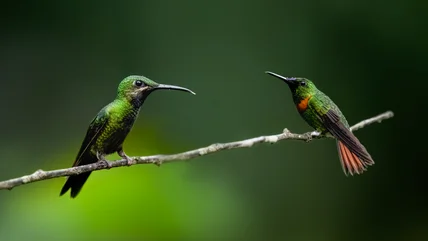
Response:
134,80,144,87
300,81,306,86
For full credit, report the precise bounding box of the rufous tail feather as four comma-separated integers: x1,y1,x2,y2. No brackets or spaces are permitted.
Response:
337,141,371,176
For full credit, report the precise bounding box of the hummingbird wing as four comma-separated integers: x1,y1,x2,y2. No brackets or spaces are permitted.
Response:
319,109,374,174
60,107,110,197
72,107,109,167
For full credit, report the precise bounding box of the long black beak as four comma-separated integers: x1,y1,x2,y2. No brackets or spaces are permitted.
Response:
154,84,196,95
265,71,298,86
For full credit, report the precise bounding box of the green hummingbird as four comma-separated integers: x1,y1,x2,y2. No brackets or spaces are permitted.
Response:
60,75,195,198
265,71,374,176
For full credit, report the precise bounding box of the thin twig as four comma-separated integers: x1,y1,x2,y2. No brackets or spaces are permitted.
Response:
0,111,394,191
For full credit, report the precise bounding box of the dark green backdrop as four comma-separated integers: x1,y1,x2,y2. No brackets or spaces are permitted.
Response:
0,1,424,241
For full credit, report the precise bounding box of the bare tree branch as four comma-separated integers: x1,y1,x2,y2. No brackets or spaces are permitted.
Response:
0,111,394,191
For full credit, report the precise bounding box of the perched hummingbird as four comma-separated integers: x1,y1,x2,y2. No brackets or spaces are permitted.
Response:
60,75,195,198
265,71,374,176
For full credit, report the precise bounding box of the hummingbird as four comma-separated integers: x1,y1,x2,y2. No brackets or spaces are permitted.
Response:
265,71,374,176
60,75,195,198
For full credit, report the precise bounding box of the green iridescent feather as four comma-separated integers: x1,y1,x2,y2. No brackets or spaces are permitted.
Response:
60,75,195,198
266,71,374,176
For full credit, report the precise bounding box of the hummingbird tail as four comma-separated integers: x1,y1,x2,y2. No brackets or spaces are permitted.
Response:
337,141,373,176
59,172,92,198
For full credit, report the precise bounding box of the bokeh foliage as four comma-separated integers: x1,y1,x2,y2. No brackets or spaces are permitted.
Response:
0,0,425,240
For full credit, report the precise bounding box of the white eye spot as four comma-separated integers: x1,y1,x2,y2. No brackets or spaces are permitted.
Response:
135,80,143,87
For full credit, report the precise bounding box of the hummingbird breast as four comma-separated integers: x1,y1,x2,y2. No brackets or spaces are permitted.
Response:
298,90,350,133
300,107,328,133
95,104,140,155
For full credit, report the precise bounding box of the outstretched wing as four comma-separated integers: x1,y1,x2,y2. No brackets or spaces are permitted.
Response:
72,106,109,167
319,109,374,166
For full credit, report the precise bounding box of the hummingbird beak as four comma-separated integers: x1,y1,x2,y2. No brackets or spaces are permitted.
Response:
265,71,298,86
153,84,196,95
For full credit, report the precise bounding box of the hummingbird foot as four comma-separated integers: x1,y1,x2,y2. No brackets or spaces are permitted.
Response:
303,132,313,142
304,131,321,142
96,152,111,169
118,149,135,166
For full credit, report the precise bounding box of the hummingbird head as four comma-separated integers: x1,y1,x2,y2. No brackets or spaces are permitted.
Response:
265,71,317,102
117,75,195,107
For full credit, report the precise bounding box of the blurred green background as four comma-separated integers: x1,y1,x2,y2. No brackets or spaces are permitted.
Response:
0,0,424,240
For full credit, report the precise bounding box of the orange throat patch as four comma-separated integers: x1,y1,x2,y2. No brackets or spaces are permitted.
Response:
296,95,312,112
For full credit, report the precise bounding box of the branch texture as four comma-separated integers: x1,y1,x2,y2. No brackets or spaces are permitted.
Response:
0,111,394,191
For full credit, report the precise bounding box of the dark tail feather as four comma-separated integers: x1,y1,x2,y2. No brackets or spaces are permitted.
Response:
60,172,92,198
337,141,374,176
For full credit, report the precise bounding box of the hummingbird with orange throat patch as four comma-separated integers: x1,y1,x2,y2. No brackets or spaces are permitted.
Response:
265,71,374,176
